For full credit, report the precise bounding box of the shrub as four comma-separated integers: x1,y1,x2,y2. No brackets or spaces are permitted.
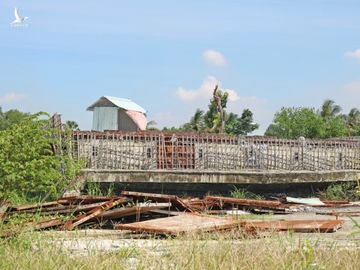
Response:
0,113,83,203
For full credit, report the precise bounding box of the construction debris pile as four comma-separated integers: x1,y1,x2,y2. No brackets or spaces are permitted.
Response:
2,191,359,237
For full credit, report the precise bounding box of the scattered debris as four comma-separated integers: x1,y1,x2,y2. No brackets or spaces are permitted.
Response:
121,191,194,212
286,197,325,206
0,192,353,238
204,196,295,212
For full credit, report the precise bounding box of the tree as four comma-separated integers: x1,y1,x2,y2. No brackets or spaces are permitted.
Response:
179,85,259,135
204,86,229,133
182,109,205,132
238,109,259,135
65,120,80,131
146,120,158,131
225,110,259,135
265,107,325,139
320,99,342,119
0,107,29,130
346,108,360,136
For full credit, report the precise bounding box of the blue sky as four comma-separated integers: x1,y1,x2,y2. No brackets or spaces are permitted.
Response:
1,0,360,134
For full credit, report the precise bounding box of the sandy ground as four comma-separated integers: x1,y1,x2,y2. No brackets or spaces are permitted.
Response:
38,211,360,256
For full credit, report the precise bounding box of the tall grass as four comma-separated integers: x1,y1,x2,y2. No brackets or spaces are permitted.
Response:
0,231,359,270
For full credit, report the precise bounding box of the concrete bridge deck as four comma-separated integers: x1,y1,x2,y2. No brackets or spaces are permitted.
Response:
78,169,360,197
81,169,360,185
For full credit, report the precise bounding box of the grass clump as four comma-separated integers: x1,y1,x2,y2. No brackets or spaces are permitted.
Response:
231,187,264,200
85,182,115,197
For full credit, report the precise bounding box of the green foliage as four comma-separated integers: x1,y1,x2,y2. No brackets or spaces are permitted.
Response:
180,88,259,135
225,109,259,136
266,100,360,139
301,240,316,270
322,182,360,201
85,182,115,197
0,112,83,202
350,217,360,236
230,187,263,200
265,107,325,139
204,89,228,132
0,107,29,131
65,120,80,131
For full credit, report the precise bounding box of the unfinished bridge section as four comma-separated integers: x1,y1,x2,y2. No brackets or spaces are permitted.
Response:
73,131,360,186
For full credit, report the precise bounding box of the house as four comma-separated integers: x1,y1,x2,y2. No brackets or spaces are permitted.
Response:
87,96,147,131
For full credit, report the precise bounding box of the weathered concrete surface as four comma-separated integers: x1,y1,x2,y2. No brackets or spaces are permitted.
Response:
80,169,360,185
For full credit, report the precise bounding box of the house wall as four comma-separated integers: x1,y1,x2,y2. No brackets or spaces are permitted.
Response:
92,107,118,131
118,109,139,131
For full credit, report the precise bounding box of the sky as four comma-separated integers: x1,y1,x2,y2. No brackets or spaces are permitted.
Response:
1,0,360,134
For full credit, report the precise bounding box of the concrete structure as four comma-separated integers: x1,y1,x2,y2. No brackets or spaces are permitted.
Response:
72,131,360,195
87,96,147,132
81,169,360,185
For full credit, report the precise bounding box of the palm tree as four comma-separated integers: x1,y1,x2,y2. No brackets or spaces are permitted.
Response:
346,108,360,135
347,108,360,126
189,109,205,132
65,120,80,131
320,99,342,118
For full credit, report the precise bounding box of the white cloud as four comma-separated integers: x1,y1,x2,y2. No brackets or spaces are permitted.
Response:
203,49,228,66
176,76,240,102
176,76,218,101
175,76,272,134
224,89,240,102
0,92,25,105
344,48,360,59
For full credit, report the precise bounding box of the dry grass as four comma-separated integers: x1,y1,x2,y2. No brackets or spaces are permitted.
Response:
0,230,360,270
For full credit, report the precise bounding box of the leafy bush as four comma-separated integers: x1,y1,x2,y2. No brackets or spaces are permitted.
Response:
322,182,360,201
0,113,83,202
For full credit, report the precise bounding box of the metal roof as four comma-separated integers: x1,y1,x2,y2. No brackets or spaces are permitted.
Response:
87,96,146,114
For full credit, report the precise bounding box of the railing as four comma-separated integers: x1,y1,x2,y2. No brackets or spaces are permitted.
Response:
73,131,360,171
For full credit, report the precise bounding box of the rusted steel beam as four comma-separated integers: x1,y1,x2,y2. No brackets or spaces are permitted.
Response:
57,195,124,204
241,220,344,233
321,200,350,205
13,201,61,211
95,202,171,220
0,218,64,238
317,211,360,217
9,201,114,215
121,191,194,212
204,196,293,211
114,213,239,235
63,198,126,230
